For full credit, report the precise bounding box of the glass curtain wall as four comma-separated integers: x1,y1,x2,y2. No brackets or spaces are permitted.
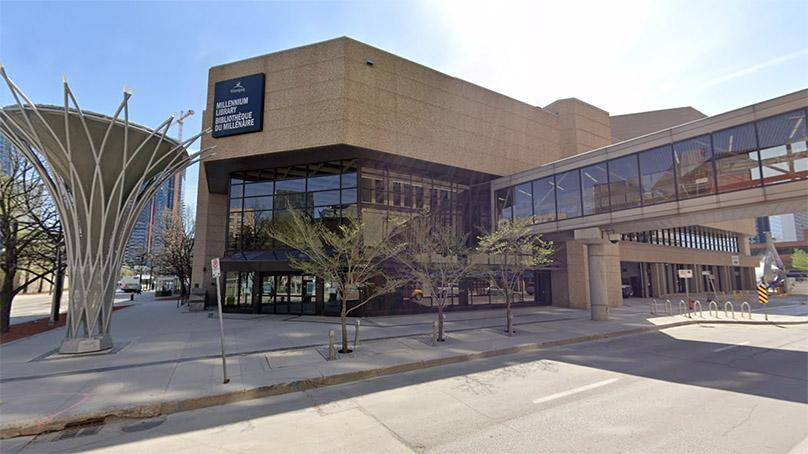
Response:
494,109,808,226
227,160,358,252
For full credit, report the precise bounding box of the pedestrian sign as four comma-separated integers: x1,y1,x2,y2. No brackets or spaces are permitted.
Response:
757,283,768,304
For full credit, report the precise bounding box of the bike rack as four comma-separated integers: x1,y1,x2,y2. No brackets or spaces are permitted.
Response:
665,299,673,315
740,301,751,319
724,301,735,319
708,300,719,317
650,298,657,315
693,300,703,318
678,300,690,318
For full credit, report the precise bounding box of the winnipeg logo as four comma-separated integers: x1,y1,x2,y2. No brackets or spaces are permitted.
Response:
230,81,246,94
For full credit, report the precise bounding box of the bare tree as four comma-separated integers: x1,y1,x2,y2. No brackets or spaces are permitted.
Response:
397,212,476,342
476,218,554,336
267,208,406,353
0,145,63,332
153,208,194,296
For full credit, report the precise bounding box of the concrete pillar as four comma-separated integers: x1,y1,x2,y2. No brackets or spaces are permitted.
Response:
587,242,621,320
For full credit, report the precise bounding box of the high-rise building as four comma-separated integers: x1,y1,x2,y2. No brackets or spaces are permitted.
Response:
755,212,808,243
122,170,183,266
0,134,14,174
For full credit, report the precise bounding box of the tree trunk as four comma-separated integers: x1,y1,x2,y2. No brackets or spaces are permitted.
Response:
505,291,513,336
0,269,15,333
437,304,445,341
340,301,350,353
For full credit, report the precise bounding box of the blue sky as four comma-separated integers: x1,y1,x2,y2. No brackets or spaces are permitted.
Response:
2,0,807,215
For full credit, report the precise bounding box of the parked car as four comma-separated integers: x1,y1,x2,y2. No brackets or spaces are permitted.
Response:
485,285,505,296
621,284,634,298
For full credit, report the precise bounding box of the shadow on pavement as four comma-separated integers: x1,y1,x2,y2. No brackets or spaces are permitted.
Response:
14,325,807,451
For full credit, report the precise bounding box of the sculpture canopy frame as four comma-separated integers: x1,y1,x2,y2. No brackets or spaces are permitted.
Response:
0,66,213,353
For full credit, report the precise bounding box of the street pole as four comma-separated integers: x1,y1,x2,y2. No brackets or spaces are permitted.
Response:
684,276,690,317
211,258,229,384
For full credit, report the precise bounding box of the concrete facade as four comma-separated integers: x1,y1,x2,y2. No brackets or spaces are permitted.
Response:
192,37,807,316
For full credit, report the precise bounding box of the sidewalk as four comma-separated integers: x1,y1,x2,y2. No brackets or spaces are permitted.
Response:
1,295,805,438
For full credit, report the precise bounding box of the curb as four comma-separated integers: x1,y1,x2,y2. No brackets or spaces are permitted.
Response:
1,317,804,439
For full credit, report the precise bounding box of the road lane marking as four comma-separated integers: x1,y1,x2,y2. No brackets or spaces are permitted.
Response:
532,378,619,404
714,341,750,352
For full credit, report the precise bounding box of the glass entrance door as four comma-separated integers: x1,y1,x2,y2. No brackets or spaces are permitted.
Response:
259,273,319,315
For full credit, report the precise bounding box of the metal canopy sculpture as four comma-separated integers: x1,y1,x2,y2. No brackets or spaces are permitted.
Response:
0,67,213,353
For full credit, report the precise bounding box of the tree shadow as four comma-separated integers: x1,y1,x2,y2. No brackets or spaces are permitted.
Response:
14,326,806,452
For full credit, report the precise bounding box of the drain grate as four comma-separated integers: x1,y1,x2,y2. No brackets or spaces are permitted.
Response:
121,419,164,433
55,424,102,440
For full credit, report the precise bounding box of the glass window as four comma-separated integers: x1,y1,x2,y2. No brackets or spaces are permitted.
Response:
392,182,402,206
414,185,424,209
374,179,386,204
244,181,273,197
757,110,808,184
342,188,357,205
608,155,641,210
275,177,305,194
275,192,306,210
230,182,244,198
713,123,762,192
243,196,273,211
495,187,514,225
224,272,239,306
242,210,273,250
532,176,556,223
312,190,340,207
674,135,715,199
555,170,581,220
308,174,341,192
229,198,242,212
403,184,413,207
312,206,341,219
342,171,357,188
227,212,242,250
581,163,609,215
639,145,676,205
513,182,533,220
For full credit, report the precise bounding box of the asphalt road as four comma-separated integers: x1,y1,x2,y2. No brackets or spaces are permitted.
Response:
5,323,807,453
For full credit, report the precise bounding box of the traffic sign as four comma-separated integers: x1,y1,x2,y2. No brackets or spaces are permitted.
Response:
757,283,769,304
678,269,693,279
211,257,221,279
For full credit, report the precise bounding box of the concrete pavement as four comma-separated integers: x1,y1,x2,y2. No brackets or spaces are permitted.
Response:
4,323,806,453
0,293,805,440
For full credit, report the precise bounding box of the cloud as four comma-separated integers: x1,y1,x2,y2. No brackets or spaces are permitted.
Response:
697,48,808,89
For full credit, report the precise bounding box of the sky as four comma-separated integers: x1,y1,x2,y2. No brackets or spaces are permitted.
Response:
1,0,807,216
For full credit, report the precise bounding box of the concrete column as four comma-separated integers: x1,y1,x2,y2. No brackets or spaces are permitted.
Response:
692,265,703,294
587,242,621,320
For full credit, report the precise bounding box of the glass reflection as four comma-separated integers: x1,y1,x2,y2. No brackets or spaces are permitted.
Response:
513,182,533,220
555,170,581,220
639,145,676,204
674,135,715,199
581,163,609,215
608,155,641,210
532,176,556,223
